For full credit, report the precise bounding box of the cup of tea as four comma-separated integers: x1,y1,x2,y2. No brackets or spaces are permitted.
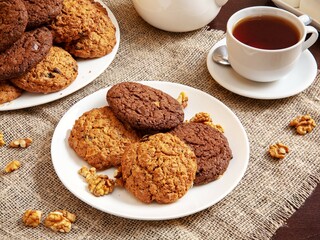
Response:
226,6,318,82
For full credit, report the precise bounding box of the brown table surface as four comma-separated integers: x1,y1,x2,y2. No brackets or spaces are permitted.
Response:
209,0,320,239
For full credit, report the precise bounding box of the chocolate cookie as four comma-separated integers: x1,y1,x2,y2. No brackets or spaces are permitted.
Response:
68,106,140,170
11,46,78,93
64,1,116,58
0,27,53,81
170,122,233,185
23,0,63,29
0,81,23,104
121,133,197,204
49,0,101,43
0,0,28,52
107,82,184,131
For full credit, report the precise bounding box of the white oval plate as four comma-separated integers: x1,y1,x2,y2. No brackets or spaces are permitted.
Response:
207,38,317,100
0,2,120,111
51,81,250,220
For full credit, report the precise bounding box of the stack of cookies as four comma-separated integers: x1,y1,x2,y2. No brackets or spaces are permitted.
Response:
0,0,116,104
68,82,233,204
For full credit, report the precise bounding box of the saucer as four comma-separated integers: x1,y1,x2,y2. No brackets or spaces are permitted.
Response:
206,38,318,100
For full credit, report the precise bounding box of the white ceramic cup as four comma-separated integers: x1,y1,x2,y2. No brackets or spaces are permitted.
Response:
226,6,318,82
132,0,228,32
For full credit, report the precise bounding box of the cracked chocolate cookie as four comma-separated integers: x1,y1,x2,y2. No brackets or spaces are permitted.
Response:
107,82,184,131
64,0,116,58
11,46,78,93
0,0,28,52
68,106,140,170
0,81,23,104
170,122,233,185
23,0,63,29
121,133,197,204
0,27,52,81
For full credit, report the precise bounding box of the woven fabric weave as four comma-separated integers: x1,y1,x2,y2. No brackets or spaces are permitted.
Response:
1,1,320,239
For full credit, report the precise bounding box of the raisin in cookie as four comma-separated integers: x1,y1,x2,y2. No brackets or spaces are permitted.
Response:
0,27,52,81
107,82,184,131
121,133,197,204
11,46,78,93
0,0,28,52
23,0,63,29
171,122,233,185
0,81,23,104
64,1,116,58
68,106,140,170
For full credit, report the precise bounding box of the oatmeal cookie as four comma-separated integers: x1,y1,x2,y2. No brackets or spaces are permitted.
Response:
0,0,28,52
68,106,140,170
49,0,101,43
0,81,23,104
170,122,233,185
64,1,116,58
23,0,63,29
0,27,52,81
107,82,184,131
11,46,78,93
121,133,197,204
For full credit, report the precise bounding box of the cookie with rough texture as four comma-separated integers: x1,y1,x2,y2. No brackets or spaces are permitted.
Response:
0,27,53,81
64,1,116,58
68,106,140,170
0,0,28,52
107,82,184,131
170,122,233,185
23,0,63,29
121,133,197,204
49,0,101,43
0,81,23,104
11,46,78,93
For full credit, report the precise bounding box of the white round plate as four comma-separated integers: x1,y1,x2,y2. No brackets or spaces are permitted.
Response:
0,2,120,111
51,81,250,220
207,38,317,100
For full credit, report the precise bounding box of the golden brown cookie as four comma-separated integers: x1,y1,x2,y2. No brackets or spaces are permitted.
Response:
10,46,78,93
121,133,197,204
68,106,140,170
0,81,23,104
64,1,116,58
49,0,101,43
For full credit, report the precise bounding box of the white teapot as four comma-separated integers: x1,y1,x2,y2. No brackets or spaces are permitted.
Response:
132,0,228,32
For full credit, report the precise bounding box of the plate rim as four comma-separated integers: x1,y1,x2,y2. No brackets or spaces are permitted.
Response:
0,2,120,111
51,81,250,220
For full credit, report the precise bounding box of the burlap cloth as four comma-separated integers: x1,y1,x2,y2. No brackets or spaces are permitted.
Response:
1,0,320,239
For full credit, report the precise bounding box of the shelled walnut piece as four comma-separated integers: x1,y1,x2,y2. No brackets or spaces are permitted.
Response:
44,210,76,233
22,210,42,227
177,91,188,109
0,131,5,146
189,112,224,133
78,166,115,197
4,160,21,173
289,114,316,135
9,138,33,148
269,143,289,160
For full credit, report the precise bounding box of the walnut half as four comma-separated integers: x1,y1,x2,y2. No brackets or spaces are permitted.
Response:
44,210,76,233
269,143,289,160
22,210,42,227
289,114,316,135
4,160,21,173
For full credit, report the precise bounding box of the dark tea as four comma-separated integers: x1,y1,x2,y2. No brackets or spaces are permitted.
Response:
232,15,300,50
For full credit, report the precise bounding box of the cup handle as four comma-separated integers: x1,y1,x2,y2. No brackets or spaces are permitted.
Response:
298,15,319,51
